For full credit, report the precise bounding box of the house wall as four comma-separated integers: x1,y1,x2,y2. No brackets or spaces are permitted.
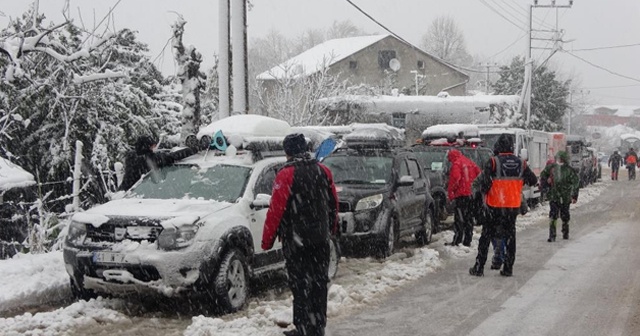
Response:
327,36,469,96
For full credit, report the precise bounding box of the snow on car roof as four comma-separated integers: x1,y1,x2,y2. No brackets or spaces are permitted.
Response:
197,115,292,141
0,156,36,191
422,124,480,138
620,133,640,141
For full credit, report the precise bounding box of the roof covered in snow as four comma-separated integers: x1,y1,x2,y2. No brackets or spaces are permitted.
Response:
422,124,480,139
197,114,292,140
257,34,388,80
0,157,35,191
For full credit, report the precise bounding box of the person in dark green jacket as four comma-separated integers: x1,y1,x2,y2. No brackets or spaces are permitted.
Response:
540,151,580,242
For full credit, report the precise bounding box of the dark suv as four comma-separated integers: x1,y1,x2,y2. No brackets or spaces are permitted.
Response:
322,136,435,258
411,141,493,229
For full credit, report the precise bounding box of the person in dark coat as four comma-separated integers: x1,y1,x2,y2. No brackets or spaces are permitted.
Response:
262,133,339,336
608,150,622,181
540,151,579,242
446,149,481,247
471,173,505,270
469,134,537,277
118,135,195,191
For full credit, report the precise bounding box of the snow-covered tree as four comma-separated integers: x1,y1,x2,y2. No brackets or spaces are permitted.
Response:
421,15,472,66
492,56,571,131
171,16,205,142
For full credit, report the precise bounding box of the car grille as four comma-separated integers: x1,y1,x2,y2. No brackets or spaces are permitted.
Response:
85,217,165,243
338,202,352,212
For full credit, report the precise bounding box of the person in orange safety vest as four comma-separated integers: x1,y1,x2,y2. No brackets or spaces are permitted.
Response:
469,133,537,277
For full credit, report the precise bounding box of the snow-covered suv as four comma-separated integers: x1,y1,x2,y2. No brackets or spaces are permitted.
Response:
62,116,339,313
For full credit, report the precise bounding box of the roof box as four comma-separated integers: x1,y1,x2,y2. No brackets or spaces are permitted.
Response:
422,124,480,141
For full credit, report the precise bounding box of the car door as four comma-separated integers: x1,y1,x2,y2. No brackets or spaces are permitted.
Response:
249,162,285,269
394,155,413,229
407,157,428,227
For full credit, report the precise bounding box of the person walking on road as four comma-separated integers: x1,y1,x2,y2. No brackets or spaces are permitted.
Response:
446,149,481,247
608,150,623,181
469,134,537,277
472,173,506,270
118,135,195,191
540,151,580,242
624,148,638,181
262,133,339,336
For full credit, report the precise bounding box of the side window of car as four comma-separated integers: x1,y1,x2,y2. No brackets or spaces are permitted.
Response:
254,164,283,196
398,158,410,177
407,159,421,179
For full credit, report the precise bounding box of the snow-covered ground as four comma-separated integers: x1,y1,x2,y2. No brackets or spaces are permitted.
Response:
0,181,609,336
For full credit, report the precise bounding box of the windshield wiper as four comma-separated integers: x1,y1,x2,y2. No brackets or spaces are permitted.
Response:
335,179,370,184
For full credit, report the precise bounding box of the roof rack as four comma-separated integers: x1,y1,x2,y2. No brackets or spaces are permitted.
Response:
344,127,405,149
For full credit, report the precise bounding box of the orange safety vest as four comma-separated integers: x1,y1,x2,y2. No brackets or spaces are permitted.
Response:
486,156,525,209
626,155,637,165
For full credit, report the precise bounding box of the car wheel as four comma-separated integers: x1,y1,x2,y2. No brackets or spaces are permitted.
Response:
69,277,97,301
377,217,397,258
328,238,340,280
416,206,434,246
214,249,249,313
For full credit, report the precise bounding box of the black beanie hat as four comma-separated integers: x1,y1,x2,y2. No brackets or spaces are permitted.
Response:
135,135,157,155
493,133,514,155
283,133,307,156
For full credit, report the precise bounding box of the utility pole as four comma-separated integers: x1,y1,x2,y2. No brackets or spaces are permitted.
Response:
218,0,230,119
523,0,573,128
410,70,424,95
478,62,499,94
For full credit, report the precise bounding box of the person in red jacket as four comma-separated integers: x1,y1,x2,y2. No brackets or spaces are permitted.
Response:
446,149,481,247
262,133,338,336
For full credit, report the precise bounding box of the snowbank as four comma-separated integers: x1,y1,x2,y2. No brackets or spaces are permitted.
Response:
0,251,71,315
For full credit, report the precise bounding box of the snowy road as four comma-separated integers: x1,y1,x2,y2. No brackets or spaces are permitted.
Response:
0,178,621,336
329,177,640,336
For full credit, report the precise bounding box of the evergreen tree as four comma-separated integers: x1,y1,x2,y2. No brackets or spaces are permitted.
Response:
492,56,571,131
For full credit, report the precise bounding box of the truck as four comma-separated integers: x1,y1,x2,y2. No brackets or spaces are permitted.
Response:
566,135,592,187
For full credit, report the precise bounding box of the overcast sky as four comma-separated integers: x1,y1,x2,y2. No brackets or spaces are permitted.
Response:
2,0,639,105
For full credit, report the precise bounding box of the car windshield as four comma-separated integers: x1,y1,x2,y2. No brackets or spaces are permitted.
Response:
413,150,447,171
323,155,393,184
130,164,251,202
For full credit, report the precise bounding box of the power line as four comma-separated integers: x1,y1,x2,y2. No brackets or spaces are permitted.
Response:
478,0,526,32
496,0,555,30
564,50,640,83
488,33,527,60
582,84,640,90
572,43,640,52
485,0,528,28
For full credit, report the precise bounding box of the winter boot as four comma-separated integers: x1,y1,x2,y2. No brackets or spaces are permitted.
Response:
469,264,484,277
547,220,557,242
562,222,569,240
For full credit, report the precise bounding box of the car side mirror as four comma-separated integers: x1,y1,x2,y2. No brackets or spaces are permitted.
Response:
519,148,528,161
251,193,271,210
398,175,415,187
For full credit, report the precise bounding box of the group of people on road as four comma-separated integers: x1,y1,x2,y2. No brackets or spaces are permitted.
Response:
445,134,585,277
607,148,638,181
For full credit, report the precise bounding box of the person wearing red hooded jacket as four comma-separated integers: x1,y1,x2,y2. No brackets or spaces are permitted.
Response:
446,149,481,246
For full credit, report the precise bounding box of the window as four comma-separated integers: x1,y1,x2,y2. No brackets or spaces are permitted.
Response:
349,60,358,69
392,112,406,129
417,60,425,69
399,160,409,177
254,164,284,195
407,159,421,178
378,50,397,69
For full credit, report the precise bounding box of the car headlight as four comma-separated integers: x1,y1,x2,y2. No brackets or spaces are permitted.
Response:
355,194,384,211
66,221,87,245
157,224,199,250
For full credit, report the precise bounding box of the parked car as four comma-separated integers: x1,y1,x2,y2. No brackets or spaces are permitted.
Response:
63,116,340,313
322,128,435,258
411,139,493,229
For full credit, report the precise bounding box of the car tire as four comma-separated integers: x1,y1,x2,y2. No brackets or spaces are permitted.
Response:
416,206,434,246
328,238,340,280
376,216,398,259
214,249,249,313
69,277,97,301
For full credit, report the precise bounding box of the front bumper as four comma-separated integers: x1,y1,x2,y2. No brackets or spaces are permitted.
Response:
338,207,389,246
63,242,209,297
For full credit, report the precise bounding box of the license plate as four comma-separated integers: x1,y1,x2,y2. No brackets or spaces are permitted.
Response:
93,252,126,264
